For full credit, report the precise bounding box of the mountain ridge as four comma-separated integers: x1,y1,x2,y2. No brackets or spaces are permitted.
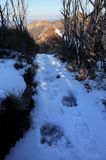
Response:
27,20,63,42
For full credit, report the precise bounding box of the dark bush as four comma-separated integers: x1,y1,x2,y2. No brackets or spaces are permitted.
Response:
1,93,25,111
23,66,35,85
0,27,39,57
0,50,9,59
0,93,32,160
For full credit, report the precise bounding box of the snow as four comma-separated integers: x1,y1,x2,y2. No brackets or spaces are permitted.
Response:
55,28,62,37
5,54,106,160
0,59,26,98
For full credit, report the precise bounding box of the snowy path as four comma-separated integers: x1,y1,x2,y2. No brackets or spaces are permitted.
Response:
6,54,106,160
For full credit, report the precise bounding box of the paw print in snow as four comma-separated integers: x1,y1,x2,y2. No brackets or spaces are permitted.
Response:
62,95,77,107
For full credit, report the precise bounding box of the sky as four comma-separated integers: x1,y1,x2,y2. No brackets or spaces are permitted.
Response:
28,0,62,21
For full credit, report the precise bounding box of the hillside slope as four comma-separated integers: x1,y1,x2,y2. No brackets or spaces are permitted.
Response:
27,20,63,52
27,20,63,42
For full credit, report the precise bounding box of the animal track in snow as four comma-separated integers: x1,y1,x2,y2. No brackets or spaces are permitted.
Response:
72,110,81,118
62,95,77,107
75,121,99,157
43,70,51,76
44,76,54,83
59,109,64,115
40,123,63,146
75,122,90,140
49,89,57,98
83,140,99,157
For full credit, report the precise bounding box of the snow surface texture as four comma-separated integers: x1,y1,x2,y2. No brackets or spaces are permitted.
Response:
6,54,106,160
0,59,26,99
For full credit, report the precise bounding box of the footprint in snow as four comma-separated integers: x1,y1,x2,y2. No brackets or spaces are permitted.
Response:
75,122,99,157
62,94,77,107
83,140,99,157
72,110,81,118
48,88,58,99
43,70,51,76
59,109,64,115
40,123,63,146
44,75,54,83
75,122,90,140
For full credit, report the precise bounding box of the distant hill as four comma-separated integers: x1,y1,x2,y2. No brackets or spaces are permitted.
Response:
27,20,63,42
27,20,63,52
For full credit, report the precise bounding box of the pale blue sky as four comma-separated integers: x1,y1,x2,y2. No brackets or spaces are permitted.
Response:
28,0,61,21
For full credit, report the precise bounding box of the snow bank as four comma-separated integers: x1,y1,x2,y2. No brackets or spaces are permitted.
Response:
0,60,26,97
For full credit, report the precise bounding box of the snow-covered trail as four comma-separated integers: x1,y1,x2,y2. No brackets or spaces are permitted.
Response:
6,54,106,160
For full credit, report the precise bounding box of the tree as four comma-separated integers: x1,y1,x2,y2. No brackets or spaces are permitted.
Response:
10,0,28,31
61,0,106,75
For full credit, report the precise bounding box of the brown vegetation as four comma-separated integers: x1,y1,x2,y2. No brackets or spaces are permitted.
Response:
38,26,62,52
59,0,106,80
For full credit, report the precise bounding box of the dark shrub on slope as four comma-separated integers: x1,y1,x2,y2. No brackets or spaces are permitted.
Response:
0,27,39,57
0,93,33,160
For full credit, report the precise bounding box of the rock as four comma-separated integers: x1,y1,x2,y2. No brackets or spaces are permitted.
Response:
104,66,106,73
102,99,106,108
27,58,33,64
56,74,61,79
14,63,24,70
84,83,92,92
